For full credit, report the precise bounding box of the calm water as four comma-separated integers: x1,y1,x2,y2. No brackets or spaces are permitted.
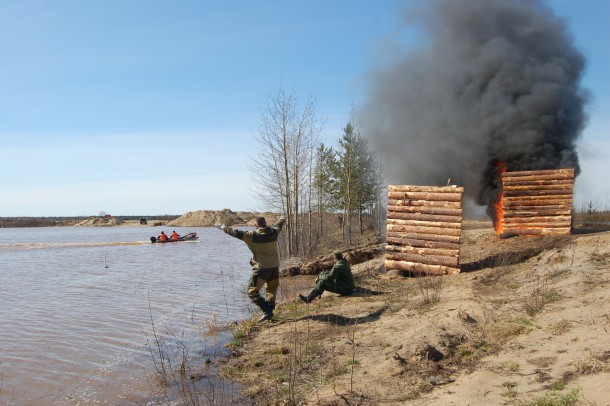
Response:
0,227,254,405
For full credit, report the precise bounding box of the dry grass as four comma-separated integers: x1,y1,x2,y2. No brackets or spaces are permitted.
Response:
524,388,580,406
573,350,610,375
548,319,573,336
415,275,444,305
589,251,610,268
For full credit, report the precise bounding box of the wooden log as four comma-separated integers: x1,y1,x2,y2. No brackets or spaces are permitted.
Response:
385,244,459,258
502,168,574,178
385,260,459,275
503,194,572,200
502,184,574,191
503,202,573,210
385,252,459,268
387,218,462,229
502,215,572,223
385,236,461,250
387,224,462,236
387,205,463,216
503,189,573,197
387,191,462,202
502,200,572,211
387,199,461,208
503,219,572,225
385,211,463,223
386,232,460,244
503,198,572,206
503,227,571,236
502,179,574,187
503,222,572,229
499,173,574,182
503,204,572,212
503,209,572,217
388,185,464,193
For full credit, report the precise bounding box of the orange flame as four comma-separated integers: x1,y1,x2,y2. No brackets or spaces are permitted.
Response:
494,162,507,235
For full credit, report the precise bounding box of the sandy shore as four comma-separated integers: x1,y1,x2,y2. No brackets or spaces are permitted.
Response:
219,222,610,405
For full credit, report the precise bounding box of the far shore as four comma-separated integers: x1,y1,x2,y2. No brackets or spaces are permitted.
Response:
0,209,278,228
0,216,180,228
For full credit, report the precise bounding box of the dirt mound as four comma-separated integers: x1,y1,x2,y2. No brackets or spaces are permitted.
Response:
74,217,123,227
167,209,280,227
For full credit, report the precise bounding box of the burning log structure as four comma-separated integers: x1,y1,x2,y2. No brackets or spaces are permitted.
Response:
385,185,463,275
499,168,574,236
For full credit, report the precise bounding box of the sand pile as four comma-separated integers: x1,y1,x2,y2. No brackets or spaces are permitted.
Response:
167,209,280,227
74,217,123,227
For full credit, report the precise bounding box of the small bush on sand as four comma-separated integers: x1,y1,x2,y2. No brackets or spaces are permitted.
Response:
416,274,444,305
574,350,610,375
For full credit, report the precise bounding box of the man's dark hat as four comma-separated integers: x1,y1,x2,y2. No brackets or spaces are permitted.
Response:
256,217,266,227
333,250,343,259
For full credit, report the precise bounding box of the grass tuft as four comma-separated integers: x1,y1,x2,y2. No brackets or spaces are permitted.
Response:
525,388,580,406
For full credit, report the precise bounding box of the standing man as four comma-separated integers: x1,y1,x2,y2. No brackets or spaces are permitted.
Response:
216,216,285,322
299,250,355,303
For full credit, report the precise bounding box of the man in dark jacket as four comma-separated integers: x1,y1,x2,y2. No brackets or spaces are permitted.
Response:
299,250,355,303
216,216,285,322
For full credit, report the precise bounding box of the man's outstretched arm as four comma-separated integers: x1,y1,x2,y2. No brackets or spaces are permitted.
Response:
215,223,246,240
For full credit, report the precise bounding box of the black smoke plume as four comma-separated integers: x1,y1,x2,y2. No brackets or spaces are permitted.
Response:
363,0,589,223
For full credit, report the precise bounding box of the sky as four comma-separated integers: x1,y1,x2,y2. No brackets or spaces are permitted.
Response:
0,0,608,217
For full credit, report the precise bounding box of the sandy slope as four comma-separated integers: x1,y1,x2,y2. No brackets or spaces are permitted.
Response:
221,222,610,405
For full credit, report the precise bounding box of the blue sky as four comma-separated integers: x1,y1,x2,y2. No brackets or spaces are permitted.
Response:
1,0,608,217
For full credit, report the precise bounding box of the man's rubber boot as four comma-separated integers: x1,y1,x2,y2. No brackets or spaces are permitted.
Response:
299,289,319,304
257,312,273,322
257,300,274,323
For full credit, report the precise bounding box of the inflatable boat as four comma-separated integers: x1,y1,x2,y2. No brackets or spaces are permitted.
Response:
150,232,198,243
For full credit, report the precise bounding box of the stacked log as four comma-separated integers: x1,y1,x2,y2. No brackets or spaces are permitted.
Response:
501,168,574,236
386,185,463,275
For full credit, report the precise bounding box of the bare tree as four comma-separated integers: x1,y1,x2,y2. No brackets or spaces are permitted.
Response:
250,84,321,257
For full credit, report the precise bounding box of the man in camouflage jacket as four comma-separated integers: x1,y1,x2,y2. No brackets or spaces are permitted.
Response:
299,250,355,303
217,216,285,322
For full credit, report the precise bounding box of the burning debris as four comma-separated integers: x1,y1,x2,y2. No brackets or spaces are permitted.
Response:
386,185,463,275
364,0,588,221
497,168,574,236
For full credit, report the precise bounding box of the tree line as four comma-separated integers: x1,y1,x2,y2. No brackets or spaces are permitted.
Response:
250,85,384,259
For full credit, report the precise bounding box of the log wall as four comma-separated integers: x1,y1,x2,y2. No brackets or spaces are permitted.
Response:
386,185,463,275
501,168,574,236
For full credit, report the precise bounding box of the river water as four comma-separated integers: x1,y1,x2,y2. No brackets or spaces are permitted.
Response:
0,226,254,405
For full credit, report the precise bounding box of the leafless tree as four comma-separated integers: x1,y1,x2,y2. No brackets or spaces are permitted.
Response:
250,84,322,257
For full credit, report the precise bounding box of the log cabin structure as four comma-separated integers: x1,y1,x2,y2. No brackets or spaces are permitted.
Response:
385,185,463,275
498,168,574,236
